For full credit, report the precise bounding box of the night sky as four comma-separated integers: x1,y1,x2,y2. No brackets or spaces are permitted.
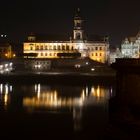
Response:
0,0,140,46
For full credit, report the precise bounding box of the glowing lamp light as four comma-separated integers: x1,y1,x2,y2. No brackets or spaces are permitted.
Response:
0,65,3,69
5,64,8,67
75,64,81,68
91,68,95,71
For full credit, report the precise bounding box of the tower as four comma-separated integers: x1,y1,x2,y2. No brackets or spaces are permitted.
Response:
73,8,84,41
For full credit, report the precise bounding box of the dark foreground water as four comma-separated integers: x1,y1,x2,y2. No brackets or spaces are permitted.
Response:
0,81,139,140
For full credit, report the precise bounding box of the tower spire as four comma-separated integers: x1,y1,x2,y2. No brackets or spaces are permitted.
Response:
73,8,84,41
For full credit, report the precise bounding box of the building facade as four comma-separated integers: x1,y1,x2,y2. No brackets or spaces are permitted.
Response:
121,31,140,58
0,43,12,59
23,9,109,63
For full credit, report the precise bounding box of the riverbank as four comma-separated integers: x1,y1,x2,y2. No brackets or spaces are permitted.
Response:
0,71,116,85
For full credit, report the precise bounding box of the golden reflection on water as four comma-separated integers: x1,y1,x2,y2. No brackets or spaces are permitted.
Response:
23,84,110,109
0,84,12,108
0,83,112,131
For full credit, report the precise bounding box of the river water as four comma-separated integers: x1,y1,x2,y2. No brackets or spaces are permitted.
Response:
0,82,116,139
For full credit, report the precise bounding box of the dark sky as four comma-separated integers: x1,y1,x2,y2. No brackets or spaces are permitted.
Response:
0,0,140,46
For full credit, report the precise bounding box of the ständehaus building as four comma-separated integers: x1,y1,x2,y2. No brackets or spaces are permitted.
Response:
24,9,109,63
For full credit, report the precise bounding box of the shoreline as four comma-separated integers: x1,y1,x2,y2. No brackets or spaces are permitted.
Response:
0,72,116,85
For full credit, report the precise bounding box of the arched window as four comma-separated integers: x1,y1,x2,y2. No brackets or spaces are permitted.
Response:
40,45,43,50
66,45,69,50
62,45,65,50
76,33,81,40
45,46,48,50
54,45,56,50
58,45,60,50
36,46,39,50
71,46,74,50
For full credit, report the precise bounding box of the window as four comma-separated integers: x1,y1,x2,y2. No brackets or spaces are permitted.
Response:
76,33,81,40
76,23,81,27
95,53,98,56
45,46,48,50
100,53,102,56
62,45,65,50
95,47,98,50
36,46,39,50
66,45,69,50
41,53,43,56
45,53,47,56
58,45,60,50
49,46,52,50
54,45,56,50
30,46,33,50
50,53,52,56
40,46,43,50
100,47,102,50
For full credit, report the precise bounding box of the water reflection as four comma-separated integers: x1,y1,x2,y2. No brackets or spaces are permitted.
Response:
0,83,12,108
0,82,114,132
22,84,113,131
23,84,111,109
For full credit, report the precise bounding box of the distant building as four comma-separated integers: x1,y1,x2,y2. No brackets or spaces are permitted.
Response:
23,9,109,63
0,35,16,59
0,43,12,58
0,60,13,74
109,47,122,64
121,31,140,58
24,59,51,71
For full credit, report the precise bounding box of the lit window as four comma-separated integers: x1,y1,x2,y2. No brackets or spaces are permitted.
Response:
66,45,69,50
36,46,39,50
58,45,60,50
41,46,43,50
91,68,95,71
45,46,48,50
62,45,65,50
54,45,56,50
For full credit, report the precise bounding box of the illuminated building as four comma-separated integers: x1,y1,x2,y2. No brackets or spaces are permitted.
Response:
0,61,13,74
23,9,109,63
0,43,12,59
0,34,16,59
121,30,140,58
109,47,122,64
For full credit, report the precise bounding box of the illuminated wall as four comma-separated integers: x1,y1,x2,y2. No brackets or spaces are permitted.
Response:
24,42,78,58
23,84,110,110
0,44,11,58
86,42,109,63
24,41,109,63
121,30,140,58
